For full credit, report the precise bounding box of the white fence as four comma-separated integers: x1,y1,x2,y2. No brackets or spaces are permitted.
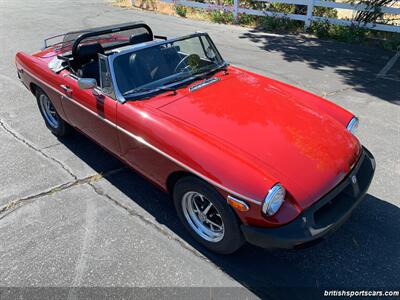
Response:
159,0,400,33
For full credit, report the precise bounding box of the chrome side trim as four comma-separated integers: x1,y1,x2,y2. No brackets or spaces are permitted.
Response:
116,125,261,205
23,68,262,206
24,69,117,128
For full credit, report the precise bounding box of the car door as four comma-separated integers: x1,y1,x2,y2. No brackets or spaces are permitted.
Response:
61,54,120,155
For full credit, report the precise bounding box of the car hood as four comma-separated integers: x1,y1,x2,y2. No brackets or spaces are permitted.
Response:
159,70,360,208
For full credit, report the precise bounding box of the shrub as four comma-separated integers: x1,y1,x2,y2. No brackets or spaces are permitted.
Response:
172,0,398,52
314,6,337,18
269,3,297,14
309,21,331,39
332,25,368,43
350,0,396,23
381,33,400,52
253,1,335,33
258,16,303,33
310,22,368,43
209,10,234,23
237,13,257,26
175,5,187,17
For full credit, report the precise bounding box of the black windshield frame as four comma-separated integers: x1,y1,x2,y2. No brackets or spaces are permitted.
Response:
110,32,226,101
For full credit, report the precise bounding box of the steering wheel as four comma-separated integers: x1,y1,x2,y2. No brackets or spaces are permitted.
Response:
174,54,201,73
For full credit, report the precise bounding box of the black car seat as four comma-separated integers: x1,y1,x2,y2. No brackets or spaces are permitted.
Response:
129,32,153,45
162,46,182,72
112,34,153,94
134,47,172,83
113,53,146,94
128,52,153,86
75,43,104,84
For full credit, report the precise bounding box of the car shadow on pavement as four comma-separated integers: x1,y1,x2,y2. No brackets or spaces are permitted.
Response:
239,30,400,104
60,131,400,299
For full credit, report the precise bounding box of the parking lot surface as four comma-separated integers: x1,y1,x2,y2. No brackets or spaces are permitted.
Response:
0,0,399,299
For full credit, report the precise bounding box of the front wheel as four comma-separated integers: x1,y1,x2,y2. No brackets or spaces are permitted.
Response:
36,88,70,137
174,177,244,254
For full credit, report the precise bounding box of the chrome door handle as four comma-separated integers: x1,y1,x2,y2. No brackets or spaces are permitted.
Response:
60,84,72,95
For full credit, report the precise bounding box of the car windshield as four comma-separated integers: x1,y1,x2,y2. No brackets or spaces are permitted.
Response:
113,34,225,98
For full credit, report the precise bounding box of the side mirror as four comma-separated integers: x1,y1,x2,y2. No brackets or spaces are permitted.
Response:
78,78,97,90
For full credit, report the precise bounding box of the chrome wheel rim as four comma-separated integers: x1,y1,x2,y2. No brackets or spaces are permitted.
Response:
182,191,224,242
39,94,59,129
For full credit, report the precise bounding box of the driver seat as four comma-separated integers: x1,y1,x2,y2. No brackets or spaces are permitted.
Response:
75,43,104,84
129,32,153,45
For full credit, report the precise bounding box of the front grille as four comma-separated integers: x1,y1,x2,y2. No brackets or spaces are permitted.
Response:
313,193,353,228
312,149,374,229
356,153,375,192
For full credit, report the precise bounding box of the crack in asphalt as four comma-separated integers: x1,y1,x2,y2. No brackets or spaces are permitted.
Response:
40,142,62,150
322,86,356,98
0,168,125,220
0,181,76,219
322,75,393,98
0,117,210,263
324,85,364,97
87,182,213,263
0,119,77,180
0,166,211,264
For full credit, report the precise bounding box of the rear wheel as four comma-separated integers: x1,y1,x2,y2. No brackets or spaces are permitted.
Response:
174,176,244,254
36,88,70,137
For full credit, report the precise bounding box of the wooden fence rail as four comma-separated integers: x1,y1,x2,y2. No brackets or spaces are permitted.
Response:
157,0,400,33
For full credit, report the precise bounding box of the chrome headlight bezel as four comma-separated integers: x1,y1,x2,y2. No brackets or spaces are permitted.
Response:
262,183,286,216
347,117,359,135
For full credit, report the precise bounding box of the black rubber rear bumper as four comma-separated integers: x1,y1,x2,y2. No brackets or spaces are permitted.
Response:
241,146,376,249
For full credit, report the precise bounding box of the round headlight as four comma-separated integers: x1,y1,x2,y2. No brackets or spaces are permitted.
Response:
347,117,359,135
262,184,286,216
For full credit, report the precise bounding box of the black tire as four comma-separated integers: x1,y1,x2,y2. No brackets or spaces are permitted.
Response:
173,176,245,254
36,88,70,137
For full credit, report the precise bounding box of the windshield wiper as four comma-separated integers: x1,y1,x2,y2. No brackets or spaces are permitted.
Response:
122,85,177,97
162,73,192,86
122,63,228,99
193,63,229,80
161,64,228,87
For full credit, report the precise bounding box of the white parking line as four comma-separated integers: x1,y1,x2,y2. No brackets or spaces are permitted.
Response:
377,51,400,78
380,76,400,82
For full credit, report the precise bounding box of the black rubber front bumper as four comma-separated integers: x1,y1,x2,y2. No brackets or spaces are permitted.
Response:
241,146,376,249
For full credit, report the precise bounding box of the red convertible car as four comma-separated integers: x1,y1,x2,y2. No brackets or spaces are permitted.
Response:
15,22,375,254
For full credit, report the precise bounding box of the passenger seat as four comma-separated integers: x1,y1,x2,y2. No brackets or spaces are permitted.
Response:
75,43,104,84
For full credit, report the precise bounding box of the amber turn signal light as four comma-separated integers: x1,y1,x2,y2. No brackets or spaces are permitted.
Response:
227,196,250,212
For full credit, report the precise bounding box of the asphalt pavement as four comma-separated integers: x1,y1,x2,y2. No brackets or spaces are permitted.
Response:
0,0,399,299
